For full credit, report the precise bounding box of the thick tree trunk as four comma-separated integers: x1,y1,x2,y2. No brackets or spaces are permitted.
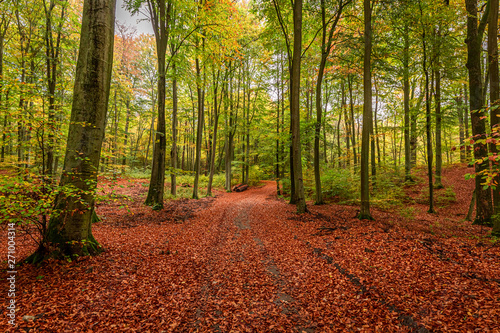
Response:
145,0,171,209
291,0,307,213
466,0,493,225
489,0,500,235
359,0,373,220
34,0,115,261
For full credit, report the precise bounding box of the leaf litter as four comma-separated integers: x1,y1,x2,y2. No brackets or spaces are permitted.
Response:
1,165,499,332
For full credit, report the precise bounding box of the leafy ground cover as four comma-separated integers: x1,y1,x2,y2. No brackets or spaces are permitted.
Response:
1,165,499,332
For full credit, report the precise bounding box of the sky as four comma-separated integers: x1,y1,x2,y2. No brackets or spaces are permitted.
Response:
115,0,154,35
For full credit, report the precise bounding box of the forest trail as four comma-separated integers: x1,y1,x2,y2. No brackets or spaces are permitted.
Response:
2,170,500,332
175,181,425,332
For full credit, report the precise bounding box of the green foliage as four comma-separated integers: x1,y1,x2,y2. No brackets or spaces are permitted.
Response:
399,206,416,221
319,168,358,202
125,168,152,179
369,168,409,210
437,186,457,205
248,165,267,186
0,170,56,237
418,184,457,208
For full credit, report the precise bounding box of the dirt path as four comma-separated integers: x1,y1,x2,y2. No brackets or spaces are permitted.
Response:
2,177,499,332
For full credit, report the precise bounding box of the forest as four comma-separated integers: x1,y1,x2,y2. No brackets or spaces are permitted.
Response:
0,0,499,331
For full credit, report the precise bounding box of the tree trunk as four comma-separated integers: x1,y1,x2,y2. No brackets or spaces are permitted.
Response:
122,99,130,168
420,3,435,214
225,65,234,191
457,94,466,163
314,0,342,205
0,20,5,163
34,0,115,261
207,70,221,196
170,65,178,196
466,0,493,224
276,58,281,195
342,79,351,167
44,0,67,179
348,74,357,166
291,0,307,213
359,0,373,220
193,48,204,199
145,0,171,209
434,68,443,188
489,0,500,234
403,25,412,181
371,79,376,184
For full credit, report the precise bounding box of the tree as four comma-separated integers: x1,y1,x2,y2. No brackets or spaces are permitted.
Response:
143,0,172,209
192,32,205,199
0,10,9,163
31,0,116,261
290,0,307,213
313,0,349,205
359,0,373,220
43,0,68,179
465,0,493,224
489,0,500,234
271,0,307,213
419,0,435,214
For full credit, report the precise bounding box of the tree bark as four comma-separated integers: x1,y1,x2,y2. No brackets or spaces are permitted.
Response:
419,0,435,214
403,24,412,181
457,94,466,163
145,0,171,209
0,16,6,163
193,41,205,199
434,68,443,188
466,0,493,224
291,0,307,213
35,0,116,261
348,74,357,165
170,64,178,195
489,0,500,234
359,0,373,220
44,0,66,179
207,70,221,196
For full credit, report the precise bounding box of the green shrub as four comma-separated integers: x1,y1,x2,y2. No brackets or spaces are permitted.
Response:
126,168,151,179
320,168,359,202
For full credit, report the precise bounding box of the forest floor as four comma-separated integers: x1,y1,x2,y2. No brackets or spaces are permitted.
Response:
1,164,500,332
